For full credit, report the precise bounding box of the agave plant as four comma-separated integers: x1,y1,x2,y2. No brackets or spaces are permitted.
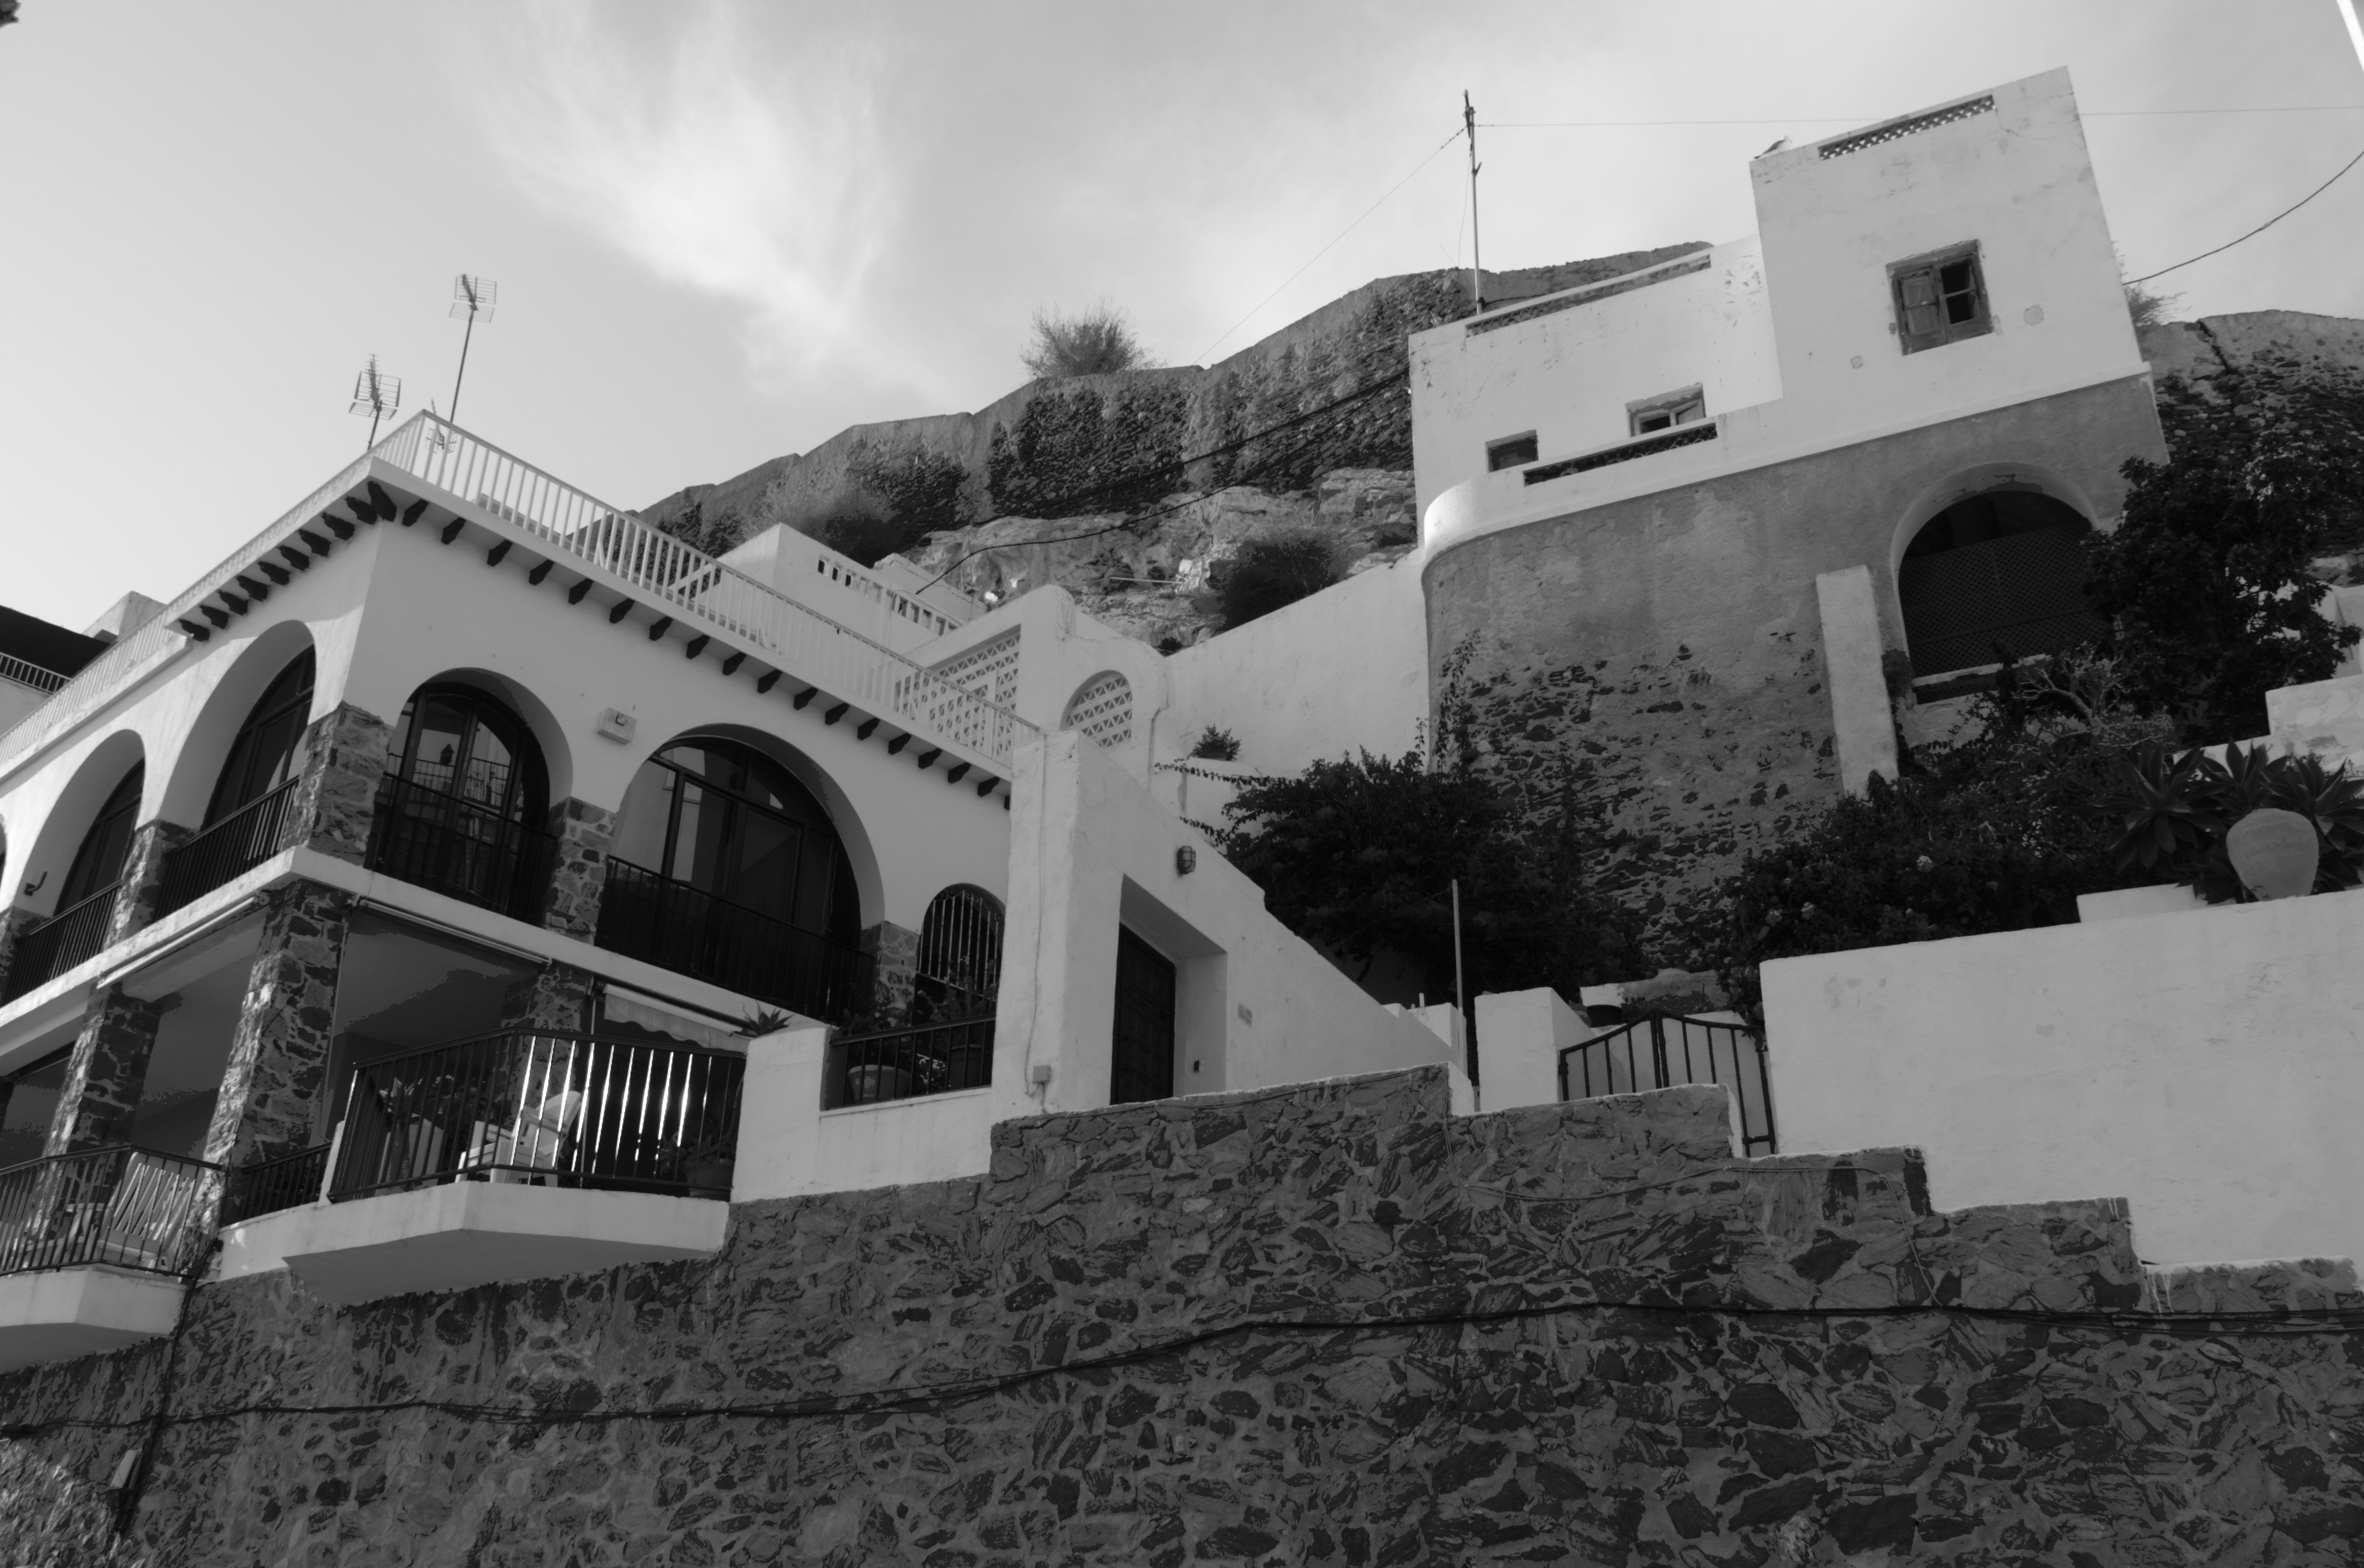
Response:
2263,750,2364,890
2101,742,2228,875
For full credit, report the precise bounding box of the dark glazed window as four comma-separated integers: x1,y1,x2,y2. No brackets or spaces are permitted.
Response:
205,651,315,823
1627,386,1707,436
387,683,545,827
1898,487,2103,677
1486,432,1539,471
58,764,143,908
613,740,856,941
1891,244,1991,353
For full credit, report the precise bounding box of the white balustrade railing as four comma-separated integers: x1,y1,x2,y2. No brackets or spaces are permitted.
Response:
0,653,69,695
378,415,1035,768
0,413,1035,776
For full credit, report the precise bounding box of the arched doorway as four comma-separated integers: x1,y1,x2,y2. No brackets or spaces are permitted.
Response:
3,762,142,1001
912,885,1003,1025
1897,486,2104,678
158,649,318,919
369,682,551,919
599,737,865,1021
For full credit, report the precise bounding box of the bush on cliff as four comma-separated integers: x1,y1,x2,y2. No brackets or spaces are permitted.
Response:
1214,529,1343,628
1022,301,1150,379
799,437,971,567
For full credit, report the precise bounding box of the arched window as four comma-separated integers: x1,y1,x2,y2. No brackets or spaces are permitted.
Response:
601,739,863,1018
369,683,549,917
206,650,314,823
1897,487,2104,678
58,764,143,911
913,885,1003,1024
1062,670,1134,750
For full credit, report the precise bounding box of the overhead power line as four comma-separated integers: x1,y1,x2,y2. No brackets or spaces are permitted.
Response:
2127,142,2364,284
1482,105,2364,128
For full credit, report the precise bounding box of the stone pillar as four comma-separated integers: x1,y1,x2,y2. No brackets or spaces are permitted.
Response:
201,880,354,1168
0,905,38,1001
1814,565,1900,794
105,818,192,946
540,800,616,940
860,920,920,1028
45,985,167,1154
500,963,596,1033
292,704,393,867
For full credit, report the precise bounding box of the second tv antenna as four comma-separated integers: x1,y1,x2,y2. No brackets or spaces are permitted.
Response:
448,274,498,423
349,355,401,447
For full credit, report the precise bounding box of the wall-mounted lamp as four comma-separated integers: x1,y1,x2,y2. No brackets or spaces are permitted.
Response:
1175,846,1197,875
596,708,637,743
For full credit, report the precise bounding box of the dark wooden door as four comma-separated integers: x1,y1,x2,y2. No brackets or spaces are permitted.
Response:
1109,927,1176,1105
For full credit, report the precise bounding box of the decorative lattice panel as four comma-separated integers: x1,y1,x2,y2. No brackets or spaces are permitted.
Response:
1063,670,1134,751
898,630,1021,756
1820,96,1993,159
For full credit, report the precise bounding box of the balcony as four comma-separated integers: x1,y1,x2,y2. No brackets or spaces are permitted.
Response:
2,882,121,1002
154,778,300,921
823,1016,995,1109
0,1146,219,1372
221,1030,739,1303
595,857,873,1025
364,776,554,922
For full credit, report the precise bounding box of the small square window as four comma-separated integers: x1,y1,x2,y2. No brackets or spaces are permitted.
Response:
1890,244,1990,353
1487,432,1539,471
1625,386,1705,437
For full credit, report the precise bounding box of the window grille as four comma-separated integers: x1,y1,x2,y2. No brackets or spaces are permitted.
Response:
1487,432,1538,472
1820,96,1994,159
1626,386,1706,437
1062,670,1133,750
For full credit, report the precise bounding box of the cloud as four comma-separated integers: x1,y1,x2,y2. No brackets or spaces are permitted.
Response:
469,2,929,391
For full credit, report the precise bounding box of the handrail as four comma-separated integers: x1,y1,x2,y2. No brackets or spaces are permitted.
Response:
1557,1011,1777,1155
824,1016,995,1110
375,415,1038,768
366,774,555,920
219,1142,331,1226
155,778,302,920
0,1144,223,1278
595,856,874,1025
2,879,124,1002
0,652,70,694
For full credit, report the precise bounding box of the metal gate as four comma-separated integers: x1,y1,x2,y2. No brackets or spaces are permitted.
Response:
1557,1013,1777,1155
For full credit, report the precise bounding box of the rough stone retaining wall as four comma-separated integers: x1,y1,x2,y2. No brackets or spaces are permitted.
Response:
1,1067,2359,1564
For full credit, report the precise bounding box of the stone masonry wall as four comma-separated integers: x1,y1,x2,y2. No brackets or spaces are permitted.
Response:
198,879,353,1168
541,799,616,941
1425,378,2163,933
291,703,390,866
2,1067,2359,1564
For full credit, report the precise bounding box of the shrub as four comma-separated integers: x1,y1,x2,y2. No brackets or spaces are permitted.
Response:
2085,356,2364,742
1022,301,1150,379
1189,726,1240,761
2102,741,2364,901
1215,530,1342,628
802,489,904,567
845,437,968,536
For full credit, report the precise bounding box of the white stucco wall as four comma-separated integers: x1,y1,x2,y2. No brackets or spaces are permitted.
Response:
999,729,1450,1113
1408,240,1780,517
734,1024,1006,1200
719,525,979,657
1761,890,2364,1269
1154,555,1428,789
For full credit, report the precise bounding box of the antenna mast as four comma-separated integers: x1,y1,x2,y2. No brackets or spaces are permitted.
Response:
1463,90,1483,312
448,274,498,424
349,355,401,449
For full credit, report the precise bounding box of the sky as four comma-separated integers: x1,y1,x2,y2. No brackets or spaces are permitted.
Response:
1,0,2361,631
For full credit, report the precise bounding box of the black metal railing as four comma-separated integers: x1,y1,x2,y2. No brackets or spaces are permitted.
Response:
218,1142,330,1225
0,1145,222,1278
595,858,874,1024
330,1030,745,1201
155,779,301,920
1558,1012,1778,1155
2,881,123,1001
365,775,554,921
823,1016,995,1110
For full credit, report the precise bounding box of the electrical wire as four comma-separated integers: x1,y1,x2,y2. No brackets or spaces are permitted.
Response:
1481,106,2364,127
3,1289,2353,1447
1191,127,1465,367
2127,143,2364,284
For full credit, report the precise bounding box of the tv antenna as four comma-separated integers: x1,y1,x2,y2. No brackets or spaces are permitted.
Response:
447,274,498,424
1463,90,1483,312
349,355,401,448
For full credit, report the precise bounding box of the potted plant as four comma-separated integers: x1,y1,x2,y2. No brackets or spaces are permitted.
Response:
679,1132,736,1196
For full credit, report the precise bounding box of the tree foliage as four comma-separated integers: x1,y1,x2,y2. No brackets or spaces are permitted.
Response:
1214,529,1342,628
2085,357,2364,742
1022,302,1150,379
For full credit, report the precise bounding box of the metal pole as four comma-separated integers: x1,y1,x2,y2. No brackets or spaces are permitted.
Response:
1451,877,1475,1084
450,304,477,424
1463,91,1483,312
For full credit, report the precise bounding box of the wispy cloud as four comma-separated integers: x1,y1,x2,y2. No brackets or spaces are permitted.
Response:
469,2,926,391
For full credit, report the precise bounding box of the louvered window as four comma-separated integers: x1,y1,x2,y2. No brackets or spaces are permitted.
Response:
1890,245,1990,354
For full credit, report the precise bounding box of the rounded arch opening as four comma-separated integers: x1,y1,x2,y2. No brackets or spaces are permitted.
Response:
913,884,1004,1024
397,667,575,807
1894,474,2105,680
372,678,554,919
17,730,146,920
602,730,873,1023
1062,670,1135,750
159,620,318,828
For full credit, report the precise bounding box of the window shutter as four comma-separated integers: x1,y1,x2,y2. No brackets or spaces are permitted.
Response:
1898,269,1942,339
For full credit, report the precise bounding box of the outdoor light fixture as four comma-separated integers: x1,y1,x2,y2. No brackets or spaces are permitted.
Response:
1175,846,1197,875
2226,807,2318,900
